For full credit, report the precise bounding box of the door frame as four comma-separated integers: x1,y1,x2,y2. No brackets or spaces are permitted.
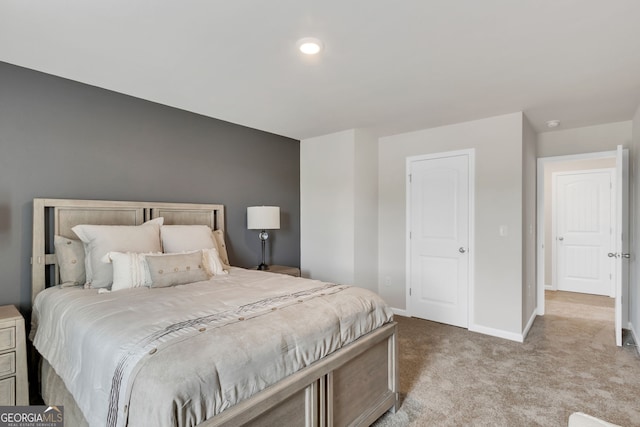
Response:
536,150,618,316
615,145,629,346
405,148,476,327
551,168,616,296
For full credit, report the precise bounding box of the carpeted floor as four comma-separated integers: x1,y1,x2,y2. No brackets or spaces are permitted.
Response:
373,291,640,426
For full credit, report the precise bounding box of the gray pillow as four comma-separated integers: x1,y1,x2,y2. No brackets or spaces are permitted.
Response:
146,252,210,288
54,235,85,285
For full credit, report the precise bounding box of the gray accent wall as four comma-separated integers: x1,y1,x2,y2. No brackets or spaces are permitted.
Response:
0,62,300,312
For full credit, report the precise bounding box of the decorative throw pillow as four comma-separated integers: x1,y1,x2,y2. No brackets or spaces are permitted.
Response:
54,235,85,286
146,251,210,288
102,252,158,291
212,229,230,269
161,225,216,253
202,247,228,276
72,217,164,289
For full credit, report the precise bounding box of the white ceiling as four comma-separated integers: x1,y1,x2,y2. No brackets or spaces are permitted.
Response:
1,1,640,140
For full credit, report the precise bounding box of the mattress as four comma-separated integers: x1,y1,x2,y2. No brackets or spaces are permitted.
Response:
31,268,392,427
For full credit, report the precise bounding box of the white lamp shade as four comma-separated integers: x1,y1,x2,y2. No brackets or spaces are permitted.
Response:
247,206,280,230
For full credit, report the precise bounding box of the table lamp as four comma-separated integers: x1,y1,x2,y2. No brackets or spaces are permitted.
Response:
247,206,280,270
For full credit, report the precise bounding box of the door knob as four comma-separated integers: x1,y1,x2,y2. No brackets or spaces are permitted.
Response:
622,253,631,259
459,247,466,253
608,253,617,258
558,237,564,241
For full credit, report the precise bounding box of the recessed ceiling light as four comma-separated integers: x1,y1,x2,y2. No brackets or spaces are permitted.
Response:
297,37,323,55
546,120,561,128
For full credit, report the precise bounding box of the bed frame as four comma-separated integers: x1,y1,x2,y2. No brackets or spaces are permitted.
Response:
32,198,398,426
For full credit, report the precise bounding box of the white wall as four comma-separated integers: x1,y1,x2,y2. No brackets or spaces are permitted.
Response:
378,112,525,336
300,129,379,291
630,105,640,346
522,116,537,329
353,129,379,288
537,121,632,158
302,114,637,342
301,130,355,285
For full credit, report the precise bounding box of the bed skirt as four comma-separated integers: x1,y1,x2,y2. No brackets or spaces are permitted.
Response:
41,359,89,427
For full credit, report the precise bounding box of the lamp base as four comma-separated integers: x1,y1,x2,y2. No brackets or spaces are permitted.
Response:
257,263,269,271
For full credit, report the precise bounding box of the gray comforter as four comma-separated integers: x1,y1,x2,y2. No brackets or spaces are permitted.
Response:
31,268,392,427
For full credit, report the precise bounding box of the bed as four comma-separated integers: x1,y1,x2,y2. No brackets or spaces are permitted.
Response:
30,198,398,427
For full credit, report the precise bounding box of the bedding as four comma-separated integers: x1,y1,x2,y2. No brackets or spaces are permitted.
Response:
102,252,157,291
102,249,226,292
160,225,216,253
31,267,392,427
211,229,230,268
146,251,210,287
201,247,227,276
72,217,164,289
53,236,86,285
159,224,229,271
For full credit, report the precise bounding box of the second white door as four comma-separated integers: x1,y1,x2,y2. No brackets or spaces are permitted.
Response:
554,169,615,296
408,152,471,328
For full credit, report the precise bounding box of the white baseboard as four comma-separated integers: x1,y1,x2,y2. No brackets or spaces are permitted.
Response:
545,284,553,290
469,323,524,343
629,321,640,357
392,311,535,343
390,307,408,317
522,311,537,341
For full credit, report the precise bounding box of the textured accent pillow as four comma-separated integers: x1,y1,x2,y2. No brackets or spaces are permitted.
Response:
161,225,216,253
212,229,230,268
102,252,158,291
202,248,228,276
72,217,164,289
54,235,86,286
146,251,210,288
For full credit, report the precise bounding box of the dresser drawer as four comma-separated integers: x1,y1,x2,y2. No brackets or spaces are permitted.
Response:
0,327,15,352
0,377,15,405
0,352,15,377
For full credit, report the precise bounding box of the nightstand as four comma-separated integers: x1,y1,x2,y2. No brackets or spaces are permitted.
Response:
0,305,28,405
262,265,301,277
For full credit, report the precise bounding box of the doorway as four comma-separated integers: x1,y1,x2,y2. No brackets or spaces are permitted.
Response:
553,168,615,297
406,150,474,328
536,148,628,346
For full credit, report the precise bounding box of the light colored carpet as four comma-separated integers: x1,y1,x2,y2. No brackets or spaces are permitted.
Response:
373,291,640,426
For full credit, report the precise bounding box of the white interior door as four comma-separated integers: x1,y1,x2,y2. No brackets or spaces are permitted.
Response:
408,152,471,328
615,145,629,347
554,169,615,296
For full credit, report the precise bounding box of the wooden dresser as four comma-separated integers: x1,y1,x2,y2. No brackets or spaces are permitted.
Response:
0,305,29,405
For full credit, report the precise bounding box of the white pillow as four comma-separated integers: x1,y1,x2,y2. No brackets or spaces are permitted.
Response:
202,248,228,276
161,225,215,253
72,217,164,289
102,252,158,291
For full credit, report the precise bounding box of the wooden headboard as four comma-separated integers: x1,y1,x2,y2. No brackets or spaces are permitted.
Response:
32,198,225,303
